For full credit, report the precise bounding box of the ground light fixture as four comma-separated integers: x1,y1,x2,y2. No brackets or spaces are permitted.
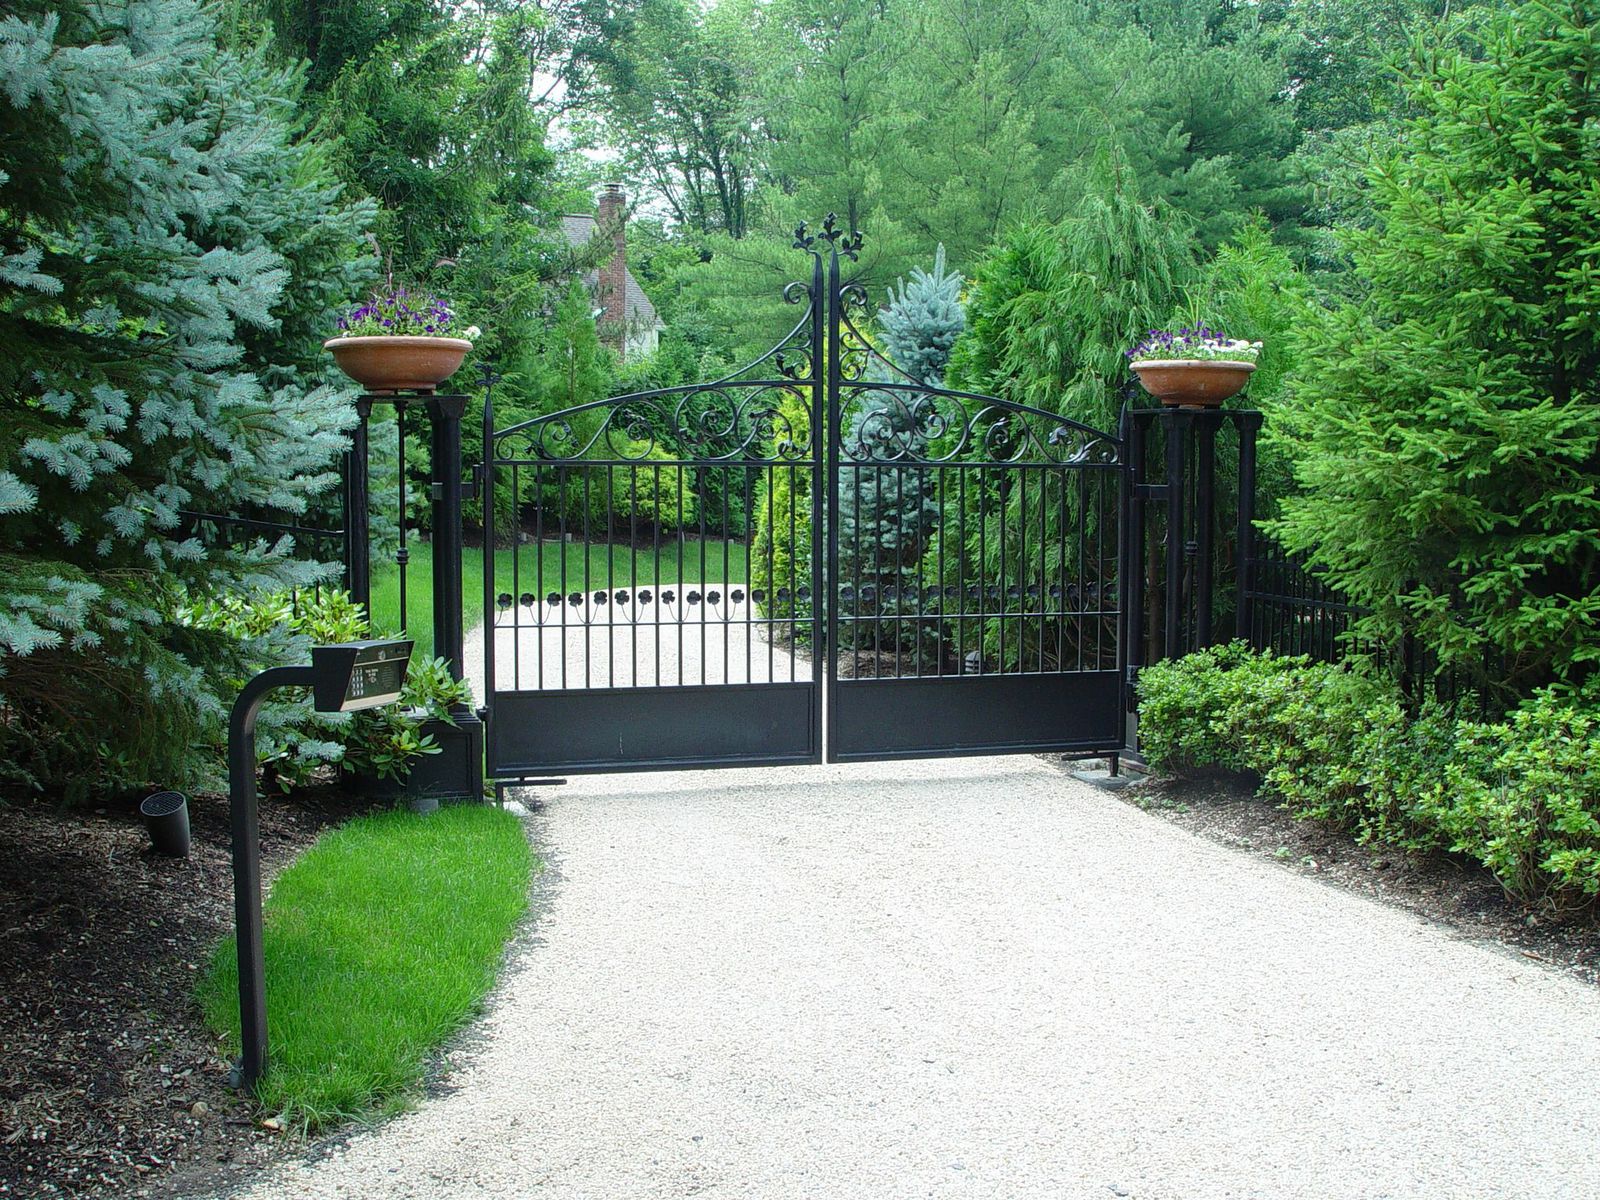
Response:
227,638,414,1094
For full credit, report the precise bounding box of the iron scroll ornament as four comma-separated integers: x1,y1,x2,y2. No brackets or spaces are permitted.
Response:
493,271,820,465
493,215,1119,467
836,382,1120,467
498,384,815,464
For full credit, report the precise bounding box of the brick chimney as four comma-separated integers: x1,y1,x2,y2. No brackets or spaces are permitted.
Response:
596,183,627,350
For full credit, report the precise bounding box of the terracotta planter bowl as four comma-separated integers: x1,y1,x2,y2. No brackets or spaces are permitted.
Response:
324,336,472,393
1131,359,1256,408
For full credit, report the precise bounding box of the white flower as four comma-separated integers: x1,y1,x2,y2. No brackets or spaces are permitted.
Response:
464,325,482,341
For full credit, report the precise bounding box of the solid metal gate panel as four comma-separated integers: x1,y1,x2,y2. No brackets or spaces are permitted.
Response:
481,218,1124,780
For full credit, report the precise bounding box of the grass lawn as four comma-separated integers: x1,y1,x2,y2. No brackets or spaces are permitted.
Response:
198,805,531,1128
369,536,750,659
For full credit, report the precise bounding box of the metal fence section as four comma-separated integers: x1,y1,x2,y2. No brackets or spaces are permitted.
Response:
1241,535,1370,663
178,509,349,609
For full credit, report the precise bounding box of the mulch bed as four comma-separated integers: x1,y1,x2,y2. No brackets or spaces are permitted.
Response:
1109,768,1600,986
0,784,372,1199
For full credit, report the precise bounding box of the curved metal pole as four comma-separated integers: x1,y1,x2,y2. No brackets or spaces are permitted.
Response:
228,665,315,1094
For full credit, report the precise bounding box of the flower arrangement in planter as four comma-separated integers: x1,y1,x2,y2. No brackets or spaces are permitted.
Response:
324,287,482,393
1128,325,1262,407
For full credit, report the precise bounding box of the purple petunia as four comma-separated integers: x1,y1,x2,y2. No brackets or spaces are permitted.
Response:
335,289,462,338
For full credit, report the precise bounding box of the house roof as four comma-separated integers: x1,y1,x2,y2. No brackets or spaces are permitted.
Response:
561,214,662,332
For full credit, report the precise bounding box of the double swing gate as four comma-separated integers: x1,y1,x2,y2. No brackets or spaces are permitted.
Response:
481,219,1126,778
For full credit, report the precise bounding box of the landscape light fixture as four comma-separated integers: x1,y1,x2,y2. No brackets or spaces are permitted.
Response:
227,639,413,1094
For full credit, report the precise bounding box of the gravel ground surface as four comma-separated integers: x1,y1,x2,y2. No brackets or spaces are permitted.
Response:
230,754,1600,1200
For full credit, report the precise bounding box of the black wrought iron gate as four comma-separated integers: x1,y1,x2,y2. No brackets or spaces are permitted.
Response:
482,219,1124,779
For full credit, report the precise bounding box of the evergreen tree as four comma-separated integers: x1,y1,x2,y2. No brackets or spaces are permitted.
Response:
878,245,967,388
0,0,374,799
1270,0,1600,695
519,281,618,526
837,249,963,652
949,158,1200,433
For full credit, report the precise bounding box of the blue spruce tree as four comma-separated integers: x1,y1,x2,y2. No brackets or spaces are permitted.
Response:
838,247,964,655
0,0,374,798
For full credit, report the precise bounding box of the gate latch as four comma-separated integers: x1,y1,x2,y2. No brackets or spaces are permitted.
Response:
431,466,482,503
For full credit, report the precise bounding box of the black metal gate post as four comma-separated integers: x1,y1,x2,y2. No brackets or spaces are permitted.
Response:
427,394,469,683
424,392,484,800
1162,408,1189,660
1233,410,1262,641
345,398,372,613
1193,410,1218,646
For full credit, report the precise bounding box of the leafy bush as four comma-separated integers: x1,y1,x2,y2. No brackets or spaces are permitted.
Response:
1138,646,1600,910
751,390,813,627
1133,642,1268,773
1421,695,1600,913
184,590,468,791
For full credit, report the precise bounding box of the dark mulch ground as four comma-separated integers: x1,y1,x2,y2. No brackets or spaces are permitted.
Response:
1105,766,1600,987
0,784,372,1200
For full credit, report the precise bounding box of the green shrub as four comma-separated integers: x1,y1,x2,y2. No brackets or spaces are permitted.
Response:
606,442,700,531
183,589,467,791
1134,642,1274,773
1420,695,1600,912
1228,659,1393,832
751,390,813,626
1137,645,1600,911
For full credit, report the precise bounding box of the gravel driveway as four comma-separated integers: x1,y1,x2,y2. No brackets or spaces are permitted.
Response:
234,753,1600,1200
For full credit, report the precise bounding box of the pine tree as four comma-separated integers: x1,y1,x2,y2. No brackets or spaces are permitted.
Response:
837,249,963,652
0,0,374,799
878,245,967,389
1269,0,1600,695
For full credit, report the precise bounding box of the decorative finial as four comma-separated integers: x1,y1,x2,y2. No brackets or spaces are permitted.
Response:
815,213,864,260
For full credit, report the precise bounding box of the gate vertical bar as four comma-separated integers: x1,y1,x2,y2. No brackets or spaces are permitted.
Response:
812,248,828,759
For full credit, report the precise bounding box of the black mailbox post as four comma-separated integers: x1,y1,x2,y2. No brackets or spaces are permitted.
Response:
227,638,412,1094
